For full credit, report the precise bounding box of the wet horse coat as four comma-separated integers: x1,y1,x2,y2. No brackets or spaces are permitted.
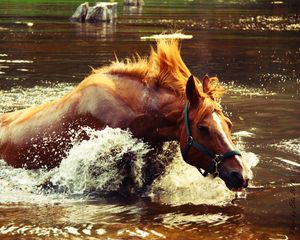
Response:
0,40,188,168
0,39,250,189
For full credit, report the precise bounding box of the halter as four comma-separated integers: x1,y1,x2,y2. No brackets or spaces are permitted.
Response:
182,102,241,177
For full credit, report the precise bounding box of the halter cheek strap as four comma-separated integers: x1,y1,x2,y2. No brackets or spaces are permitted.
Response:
182,102,241,177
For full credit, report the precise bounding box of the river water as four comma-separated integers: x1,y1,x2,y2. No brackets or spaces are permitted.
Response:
0,0,299,239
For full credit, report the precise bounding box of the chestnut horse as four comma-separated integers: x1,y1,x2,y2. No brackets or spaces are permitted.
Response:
0,39,250,190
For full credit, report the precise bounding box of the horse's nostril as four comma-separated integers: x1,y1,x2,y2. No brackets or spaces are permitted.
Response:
230,171,243,181
221,171,249,190
230,171,245,188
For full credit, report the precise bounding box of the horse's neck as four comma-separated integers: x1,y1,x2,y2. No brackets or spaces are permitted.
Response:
78,72,185,142
150,98,184,142
126,84,184,142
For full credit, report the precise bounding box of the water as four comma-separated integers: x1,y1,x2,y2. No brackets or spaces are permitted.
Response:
0,0,299,239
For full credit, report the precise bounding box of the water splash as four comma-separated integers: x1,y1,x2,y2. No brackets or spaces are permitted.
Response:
0,127,258,206
0,83,74,113
48,127,150,195
147,151,235,206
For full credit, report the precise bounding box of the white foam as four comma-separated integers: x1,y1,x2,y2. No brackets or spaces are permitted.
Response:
49,127,150,194
96,228,106,235
64,226,80,235
147,150,235,206
0,127,258,206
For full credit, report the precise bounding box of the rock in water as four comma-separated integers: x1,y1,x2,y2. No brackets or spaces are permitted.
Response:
124,0,144,6
85,5,106,22
96,2,118,20
70,2,118,23
70,2,89,22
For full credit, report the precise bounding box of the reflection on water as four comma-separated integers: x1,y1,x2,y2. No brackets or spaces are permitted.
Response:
0,0,299,239
123,5,143,15
74,21,117,39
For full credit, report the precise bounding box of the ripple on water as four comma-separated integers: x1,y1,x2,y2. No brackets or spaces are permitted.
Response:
238,15,300,31
271,139,300,156
0,84,74,113
159,212,231,229
157,14,299,32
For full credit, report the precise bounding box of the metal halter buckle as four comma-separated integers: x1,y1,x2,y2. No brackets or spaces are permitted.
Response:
212,154,222,177
187,136,193,145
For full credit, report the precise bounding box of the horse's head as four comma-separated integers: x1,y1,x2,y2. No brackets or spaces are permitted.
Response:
179,75,250,191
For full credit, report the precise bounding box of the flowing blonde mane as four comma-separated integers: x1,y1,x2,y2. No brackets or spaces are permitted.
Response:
95,39,191,96
1,39,226,127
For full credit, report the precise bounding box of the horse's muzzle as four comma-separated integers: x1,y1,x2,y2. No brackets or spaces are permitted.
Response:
219,170,249,191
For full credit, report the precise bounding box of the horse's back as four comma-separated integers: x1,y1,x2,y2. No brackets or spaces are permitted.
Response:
0,72,142,168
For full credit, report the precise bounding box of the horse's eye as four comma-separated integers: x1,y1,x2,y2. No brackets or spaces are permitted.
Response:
197,125,209,133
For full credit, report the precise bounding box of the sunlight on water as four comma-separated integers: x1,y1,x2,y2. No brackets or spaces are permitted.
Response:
0,60,33,63
0,224,69,237
140,33,193,40
0,221,168,239
0,83,74,112
275,157,300,169
271,139,300,156
157,13,299,32
232,131,255,138
159,212,231,229
238,15,300,31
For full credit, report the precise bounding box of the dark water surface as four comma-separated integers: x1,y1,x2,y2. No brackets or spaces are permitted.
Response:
0,0,299,239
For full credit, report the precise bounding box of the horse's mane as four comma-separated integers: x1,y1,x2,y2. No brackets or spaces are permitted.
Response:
1,39,225,127
94,39,192,96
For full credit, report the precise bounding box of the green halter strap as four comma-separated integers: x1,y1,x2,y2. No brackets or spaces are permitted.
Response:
182,102,241,177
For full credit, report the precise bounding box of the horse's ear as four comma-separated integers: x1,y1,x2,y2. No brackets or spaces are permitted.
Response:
186,75,200,106
202,74,224,100
202,74,211,94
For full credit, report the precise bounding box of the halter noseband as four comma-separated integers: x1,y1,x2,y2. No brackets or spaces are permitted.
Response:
182,102,241,177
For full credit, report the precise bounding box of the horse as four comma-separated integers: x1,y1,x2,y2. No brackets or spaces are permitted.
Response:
0,39,251,191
